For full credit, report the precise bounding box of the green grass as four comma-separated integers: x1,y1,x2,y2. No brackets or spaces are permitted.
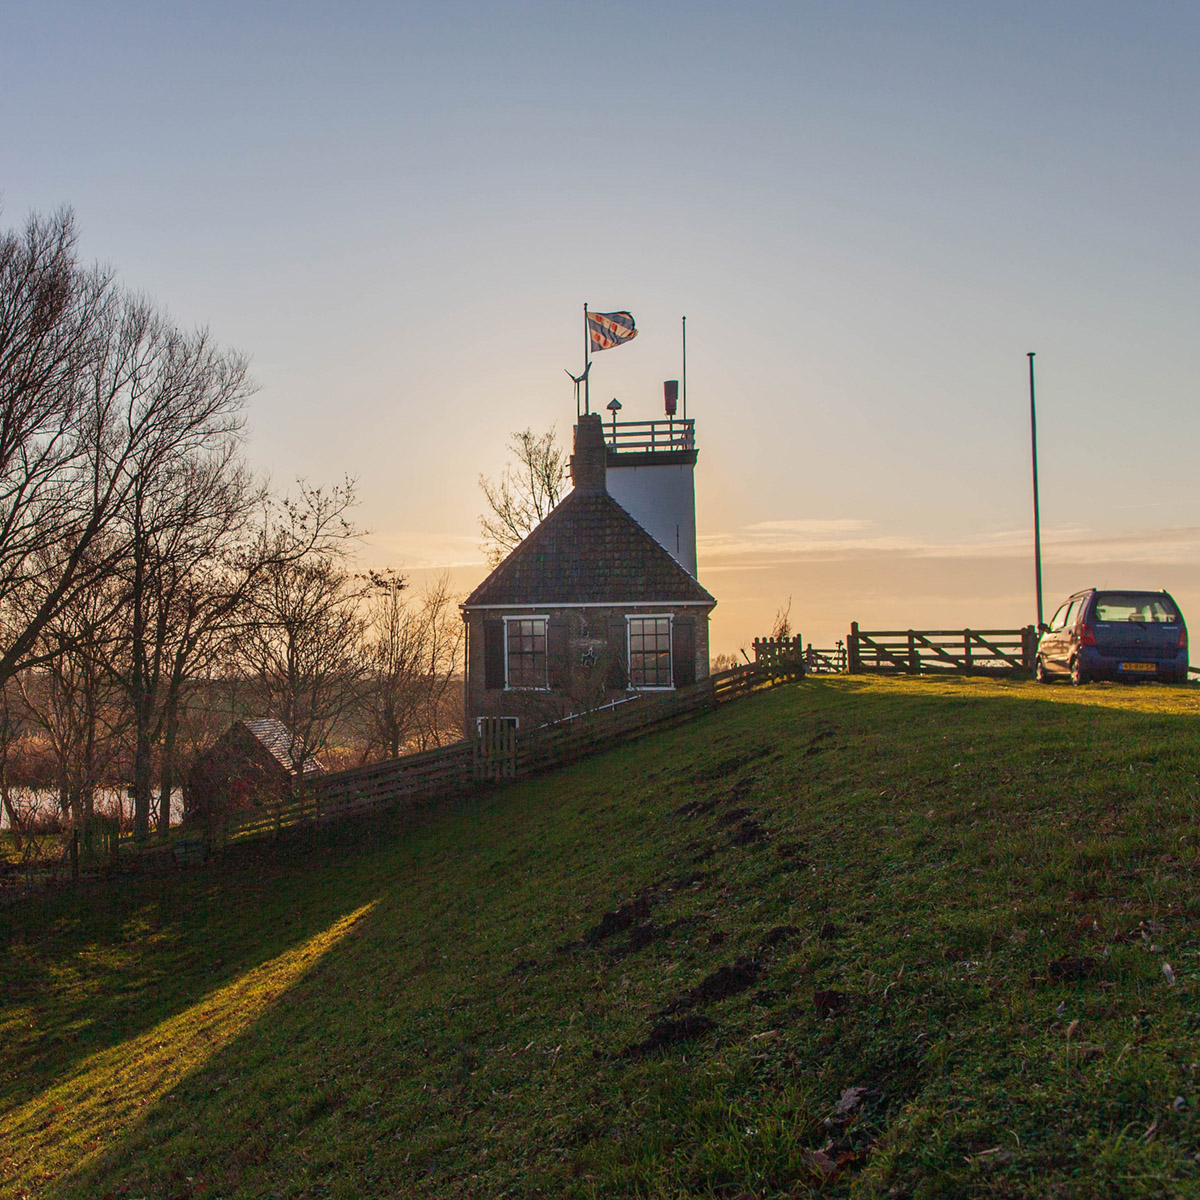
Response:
3,675,1200,1198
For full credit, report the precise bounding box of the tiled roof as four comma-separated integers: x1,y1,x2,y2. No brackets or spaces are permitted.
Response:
464,490,715,608
240,718,325,775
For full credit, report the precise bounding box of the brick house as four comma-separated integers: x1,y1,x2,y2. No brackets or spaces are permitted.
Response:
462,413,715,727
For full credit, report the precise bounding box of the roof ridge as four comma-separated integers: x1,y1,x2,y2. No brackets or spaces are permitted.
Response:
464,489,714,609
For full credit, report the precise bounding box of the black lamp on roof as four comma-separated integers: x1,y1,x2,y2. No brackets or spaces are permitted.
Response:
606,397,622,443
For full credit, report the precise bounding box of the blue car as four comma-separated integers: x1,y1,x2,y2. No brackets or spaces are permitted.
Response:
1036,589,1188,684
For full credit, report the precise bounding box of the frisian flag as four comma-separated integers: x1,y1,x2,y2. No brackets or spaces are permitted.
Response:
587,310,638,352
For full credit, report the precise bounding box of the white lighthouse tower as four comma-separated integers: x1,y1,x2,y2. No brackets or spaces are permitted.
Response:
601,381,699,579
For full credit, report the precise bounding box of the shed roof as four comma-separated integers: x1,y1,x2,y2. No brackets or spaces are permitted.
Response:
239,718,325,776
463,490,715,609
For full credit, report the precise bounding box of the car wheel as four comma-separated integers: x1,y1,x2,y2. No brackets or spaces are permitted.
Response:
1035,656,1051,684
1070,657,1088,686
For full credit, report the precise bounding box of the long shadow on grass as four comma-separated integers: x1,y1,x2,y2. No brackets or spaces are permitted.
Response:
20,741,687,1200
11,678,1199,1199
0,814,424,1120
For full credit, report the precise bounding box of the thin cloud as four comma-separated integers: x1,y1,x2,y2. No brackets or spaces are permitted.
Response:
699,517,1200,570
741,518,873,534
362,530,486,570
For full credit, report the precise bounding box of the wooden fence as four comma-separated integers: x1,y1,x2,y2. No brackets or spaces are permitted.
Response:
847,622,1036,676
804,642,847,674
184,653,805,854
751,635,802,663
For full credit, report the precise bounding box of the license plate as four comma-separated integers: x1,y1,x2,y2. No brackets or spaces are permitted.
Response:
1120,662,1157,673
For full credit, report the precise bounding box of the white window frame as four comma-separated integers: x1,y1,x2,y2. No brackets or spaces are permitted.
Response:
627,613,675,691
503,614,550,691
475,715,520,735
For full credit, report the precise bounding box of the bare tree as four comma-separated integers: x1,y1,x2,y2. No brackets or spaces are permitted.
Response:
98,317,253,840
412,573,464,748
18,574,126,832
361,570,463,759
0,677,33,851
0,208,254,702
478,427,568,566
771,597,793,641
236,519,368,779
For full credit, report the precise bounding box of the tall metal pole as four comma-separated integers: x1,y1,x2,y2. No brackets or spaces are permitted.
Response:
1028,352,1044,629
583,303,590,416
681,315,687,421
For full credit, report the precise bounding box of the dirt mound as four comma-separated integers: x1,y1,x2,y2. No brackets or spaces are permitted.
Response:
660,956,764,1014
623,1014,717,1057
582,896,652,946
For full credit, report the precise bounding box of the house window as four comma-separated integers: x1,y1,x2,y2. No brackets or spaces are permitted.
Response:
505,617,548,689
628,615,673,689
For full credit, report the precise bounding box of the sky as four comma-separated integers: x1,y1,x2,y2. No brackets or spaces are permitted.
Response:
3,1,1198,654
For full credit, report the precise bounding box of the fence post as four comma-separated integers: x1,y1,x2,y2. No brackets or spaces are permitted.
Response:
908,629,918,674
1022,625,1035,672
963,629,973,675
848,623,860,673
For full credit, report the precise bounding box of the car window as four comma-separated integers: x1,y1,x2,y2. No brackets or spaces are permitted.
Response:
1048,603,1070,631
1064,599,1084,629
1092,593,1179,623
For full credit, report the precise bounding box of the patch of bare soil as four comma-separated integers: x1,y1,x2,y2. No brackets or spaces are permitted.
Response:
688,745,777,784
621,1014,717,1057
659,956,764,1015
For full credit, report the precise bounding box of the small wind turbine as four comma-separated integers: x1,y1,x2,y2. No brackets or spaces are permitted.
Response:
565,362,592,413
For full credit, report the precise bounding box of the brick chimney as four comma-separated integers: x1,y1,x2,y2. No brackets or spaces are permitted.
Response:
570,413,607,494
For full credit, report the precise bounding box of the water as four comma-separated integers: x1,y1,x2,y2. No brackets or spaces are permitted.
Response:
0,787,183,831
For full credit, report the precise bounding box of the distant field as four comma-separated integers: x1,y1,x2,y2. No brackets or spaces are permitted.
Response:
3,676,1200,1198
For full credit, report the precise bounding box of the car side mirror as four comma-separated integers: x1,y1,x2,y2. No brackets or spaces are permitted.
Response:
1038,623,1049,634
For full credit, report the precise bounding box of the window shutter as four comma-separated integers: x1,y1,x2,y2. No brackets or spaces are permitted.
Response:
484,619,505,690
605,616,628,690
547,617,568,689
673,617,696,688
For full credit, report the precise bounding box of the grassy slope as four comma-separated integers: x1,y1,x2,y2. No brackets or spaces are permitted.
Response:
3,675,1200,1199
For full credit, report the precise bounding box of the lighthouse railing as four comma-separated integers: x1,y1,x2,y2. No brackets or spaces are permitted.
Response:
605,419,695,453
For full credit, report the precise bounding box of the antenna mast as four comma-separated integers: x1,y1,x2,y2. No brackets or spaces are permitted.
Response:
681,315,687,420
582,302,591,416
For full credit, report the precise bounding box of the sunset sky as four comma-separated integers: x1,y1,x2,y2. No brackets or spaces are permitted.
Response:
4,2,1198,654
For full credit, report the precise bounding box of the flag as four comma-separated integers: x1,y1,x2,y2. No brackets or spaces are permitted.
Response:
587,310,638,352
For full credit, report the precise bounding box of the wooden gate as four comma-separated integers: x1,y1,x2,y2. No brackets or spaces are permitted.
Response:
752,635,804,665
474,716,519,781
847,623,1036,676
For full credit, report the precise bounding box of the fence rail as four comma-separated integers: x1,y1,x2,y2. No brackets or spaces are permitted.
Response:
847,622,1036,676
605,418,695,454
804,643,847,675
4,644,811,891
184,653,805,855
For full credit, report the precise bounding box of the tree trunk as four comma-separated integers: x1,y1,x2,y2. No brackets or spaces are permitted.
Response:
1,786,22,852
134,714,153,841
131,486,152,842
157,698,179,836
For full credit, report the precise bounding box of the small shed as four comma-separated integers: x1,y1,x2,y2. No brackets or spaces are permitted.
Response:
184,718,325,820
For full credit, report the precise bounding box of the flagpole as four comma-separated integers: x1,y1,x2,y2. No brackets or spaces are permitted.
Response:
681,315,687,422
583,303,590,416
1028,351,1044,630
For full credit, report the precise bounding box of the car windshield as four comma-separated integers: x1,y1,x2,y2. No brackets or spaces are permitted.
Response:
1091,593,1179,623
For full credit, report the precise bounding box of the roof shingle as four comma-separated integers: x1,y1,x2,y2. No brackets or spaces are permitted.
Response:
464,490,715,608
240,718,325,775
